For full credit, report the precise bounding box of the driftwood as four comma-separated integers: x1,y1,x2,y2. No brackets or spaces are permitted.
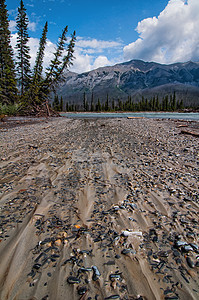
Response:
127,117,144,119
177,124,188,128
180,129,199,137
0,114,6,122
21,102,60,117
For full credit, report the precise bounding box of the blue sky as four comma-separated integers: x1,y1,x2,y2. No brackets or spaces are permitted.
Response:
7,0,199,73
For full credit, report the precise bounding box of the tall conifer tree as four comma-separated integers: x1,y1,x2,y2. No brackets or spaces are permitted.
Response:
0,0,17,104
16,0,31,95
32,21,48,85
30,21,48,104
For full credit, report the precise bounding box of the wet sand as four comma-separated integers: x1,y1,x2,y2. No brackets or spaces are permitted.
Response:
0,117,199,300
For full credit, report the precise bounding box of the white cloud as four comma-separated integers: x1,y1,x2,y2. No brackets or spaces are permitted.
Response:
28,21,37,32
76,37,121,50
11,34,55,70
9,19,37,33
9,20,16,32
70,48,116,73
68,37,122,73
11,33,120,74
93,56,111,69
123,0,199,64
71,51,93,73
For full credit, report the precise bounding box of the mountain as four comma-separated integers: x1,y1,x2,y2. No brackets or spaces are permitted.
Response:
56,60,199,107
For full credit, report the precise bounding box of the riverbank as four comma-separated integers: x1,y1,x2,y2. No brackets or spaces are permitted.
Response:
0,117,199,299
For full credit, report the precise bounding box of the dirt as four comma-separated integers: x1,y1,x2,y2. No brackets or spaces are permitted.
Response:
0,117,198,300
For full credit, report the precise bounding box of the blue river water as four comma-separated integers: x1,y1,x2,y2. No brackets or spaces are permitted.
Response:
61,112,199,121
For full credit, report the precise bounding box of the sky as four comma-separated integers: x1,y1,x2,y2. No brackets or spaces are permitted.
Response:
7,0,199,74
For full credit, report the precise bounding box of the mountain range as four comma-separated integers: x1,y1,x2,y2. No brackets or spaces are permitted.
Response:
56,60,199,107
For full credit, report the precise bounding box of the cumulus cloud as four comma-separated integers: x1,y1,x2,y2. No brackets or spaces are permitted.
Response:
93,56,111,69
68,37,122,73
11,33,55,69
9,20,16,32
70,52,112,74
9,19,37,33
70,51,92,73
123,0,199,64
11,33,115,74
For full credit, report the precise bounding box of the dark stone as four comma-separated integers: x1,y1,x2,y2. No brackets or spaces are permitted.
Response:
92,266,101,281
104,295,120,299
186,257,194,268
67,276,81,284
77,286,87,295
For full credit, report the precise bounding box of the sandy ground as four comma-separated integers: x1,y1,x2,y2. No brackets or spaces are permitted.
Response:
0,117,199,300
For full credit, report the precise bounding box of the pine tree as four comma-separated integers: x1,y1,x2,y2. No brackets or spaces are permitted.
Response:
96,98,101,111
44,30,76,93
105,93,109,111
0,0,17,104
32,22,48,86
90,92,94,111
52,94,59,111
112,99,115,111
60,96,63,111
16,0,31,95
66,102,69,111
28,21,48,105
172,91,176,111
83,92,86,111
155,96,159,111
118,98,123,111
44,26,76,92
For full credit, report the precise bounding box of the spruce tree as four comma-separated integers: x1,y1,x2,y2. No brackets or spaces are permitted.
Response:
16,0,31,95
60,96,63,111
0,0,17,104
96,98,101,111
105,93,109,111
40,28,76,106
30,21,48,104
52,94,59,111
90,92,94,111
112,99,115,111
45,26,68,88
32,21,48,86
172,91,176,111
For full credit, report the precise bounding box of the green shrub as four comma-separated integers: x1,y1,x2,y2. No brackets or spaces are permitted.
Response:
0,103,20,116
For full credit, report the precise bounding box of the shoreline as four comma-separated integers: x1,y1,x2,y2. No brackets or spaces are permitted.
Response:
0,117,199,299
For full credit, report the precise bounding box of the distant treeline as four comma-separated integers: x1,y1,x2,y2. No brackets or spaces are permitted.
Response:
52,92,185,112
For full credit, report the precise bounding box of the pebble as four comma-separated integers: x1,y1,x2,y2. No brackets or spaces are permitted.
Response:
109,273,122,281
121,248,136,255
104,295,120,299
186,257,195,268
67,276,81,284
77,286,87,295
92,266,101,281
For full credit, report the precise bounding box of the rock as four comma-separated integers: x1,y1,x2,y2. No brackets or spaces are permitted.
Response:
54,239,62,247
186,257,195,268
92,266,101,281
182,245,193,252
104,295,120,299
121,248,136,255
109,273,122,281
67,276,81,284
77,286,87,295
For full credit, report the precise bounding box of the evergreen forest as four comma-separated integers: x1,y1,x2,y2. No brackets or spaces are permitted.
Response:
0,0,76,116
53,92,184,112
